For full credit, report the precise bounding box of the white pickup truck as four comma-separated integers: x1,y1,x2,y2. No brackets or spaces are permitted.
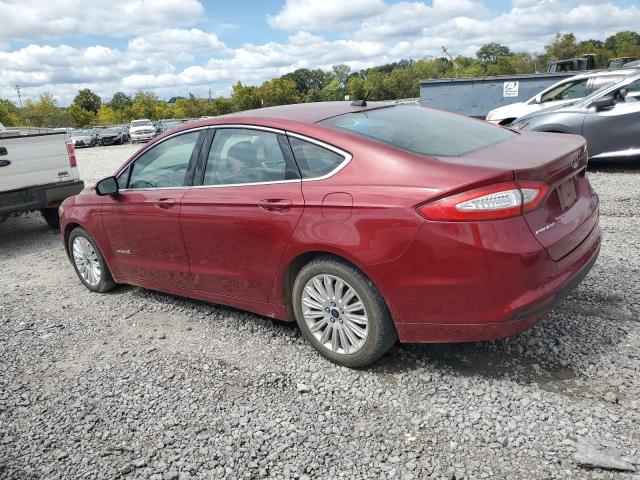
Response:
0,122,84,228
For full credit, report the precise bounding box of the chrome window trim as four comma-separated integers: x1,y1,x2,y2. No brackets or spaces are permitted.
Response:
285,131,352,182
117,124,352,191
116,126,210,188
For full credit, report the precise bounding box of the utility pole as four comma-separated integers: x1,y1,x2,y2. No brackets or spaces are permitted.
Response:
442,47,460,77
15,85,23,108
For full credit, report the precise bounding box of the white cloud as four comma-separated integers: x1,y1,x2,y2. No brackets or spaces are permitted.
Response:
267,0,386,30
0,0,205,40
128,29,228,62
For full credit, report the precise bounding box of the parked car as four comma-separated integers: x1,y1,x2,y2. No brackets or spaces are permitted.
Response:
511,71,640,159
60,102,600,367
486,70,636,125
69,129,98,147
1,127,83,228
97,127,127,146
129,119,156,143
158,119,184,134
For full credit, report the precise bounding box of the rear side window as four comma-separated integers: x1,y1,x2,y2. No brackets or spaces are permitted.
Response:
319,105,515,157
288,137,346,178
203,128,290,185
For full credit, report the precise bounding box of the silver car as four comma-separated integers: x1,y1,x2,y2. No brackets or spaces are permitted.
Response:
511,71,640,159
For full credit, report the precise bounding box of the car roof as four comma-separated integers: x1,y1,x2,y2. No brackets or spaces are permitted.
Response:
216,101,393,125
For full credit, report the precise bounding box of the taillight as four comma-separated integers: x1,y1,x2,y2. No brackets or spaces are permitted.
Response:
418,181,549,221
66,143,77,167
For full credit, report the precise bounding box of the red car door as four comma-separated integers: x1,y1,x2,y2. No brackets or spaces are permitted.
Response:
101,130,204,287
180,127,304,302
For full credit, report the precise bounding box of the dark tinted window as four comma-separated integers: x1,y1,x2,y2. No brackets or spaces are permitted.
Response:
320,105,515,157
288,137,345,178
128,131,200,189
204,129,288,185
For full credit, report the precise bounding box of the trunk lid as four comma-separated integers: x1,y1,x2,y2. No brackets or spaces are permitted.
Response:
437,131,599,261
0,132,76,192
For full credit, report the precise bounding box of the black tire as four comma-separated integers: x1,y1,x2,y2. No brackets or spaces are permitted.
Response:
40,208,60,229
292,256,397,367
68,227,116,293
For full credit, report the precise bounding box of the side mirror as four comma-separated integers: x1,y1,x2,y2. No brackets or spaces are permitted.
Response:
534,94,542,104
96,176,119,196
590,94,616,110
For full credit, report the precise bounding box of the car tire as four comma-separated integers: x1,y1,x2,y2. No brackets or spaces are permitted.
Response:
40,208,60,229
68,227,116,293
292,256,397,367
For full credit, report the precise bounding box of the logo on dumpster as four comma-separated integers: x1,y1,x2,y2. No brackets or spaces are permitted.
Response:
503,81,519,98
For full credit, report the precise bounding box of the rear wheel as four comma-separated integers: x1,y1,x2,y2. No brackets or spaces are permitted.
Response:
40,208,60,229
68,227,116,293
292,257,397,367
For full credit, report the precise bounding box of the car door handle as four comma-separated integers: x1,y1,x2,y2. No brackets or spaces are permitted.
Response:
0,147,7,156
145,198,176,209
258,199,292,212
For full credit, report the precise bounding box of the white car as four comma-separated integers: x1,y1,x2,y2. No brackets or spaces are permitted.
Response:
485,70,635,125
129,119,156,143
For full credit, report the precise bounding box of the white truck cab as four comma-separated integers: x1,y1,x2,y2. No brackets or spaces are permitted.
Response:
129,119,156,143
0,125,84,228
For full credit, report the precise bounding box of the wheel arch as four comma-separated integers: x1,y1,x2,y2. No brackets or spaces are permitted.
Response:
279,250,386,322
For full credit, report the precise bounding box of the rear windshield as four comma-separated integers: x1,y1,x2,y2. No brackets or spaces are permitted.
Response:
319,105,515,156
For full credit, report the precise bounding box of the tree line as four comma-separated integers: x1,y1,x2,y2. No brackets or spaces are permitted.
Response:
1,31,638,129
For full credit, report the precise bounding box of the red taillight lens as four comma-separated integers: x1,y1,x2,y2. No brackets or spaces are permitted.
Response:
418,181,549,221
66,143,77,167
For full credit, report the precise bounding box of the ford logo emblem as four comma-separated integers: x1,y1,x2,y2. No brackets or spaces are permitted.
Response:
0,160,11,168
570,157,579,169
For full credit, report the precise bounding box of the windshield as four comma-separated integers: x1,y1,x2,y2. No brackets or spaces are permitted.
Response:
72,129,93,135
319,105,516,156
100,128,119,134
131,120,152,128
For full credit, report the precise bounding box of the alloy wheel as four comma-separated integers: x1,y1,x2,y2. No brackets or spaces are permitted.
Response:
72,236,102,287
301,274,369,355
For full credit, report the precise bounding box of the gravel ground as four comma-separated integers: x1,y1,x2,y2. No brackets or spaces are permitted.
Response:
0,144,638,479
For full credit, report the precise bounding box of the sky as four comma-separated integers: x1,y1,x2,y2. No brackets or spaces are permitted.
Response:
1,0,639,105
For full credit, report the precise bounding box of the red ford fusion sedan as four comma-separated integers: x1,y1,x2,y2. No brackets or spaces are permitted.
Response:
60,102,600,367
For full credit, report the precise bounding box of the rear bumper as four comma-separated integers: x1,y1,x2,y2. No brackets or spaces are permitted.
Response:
364,211,601,343
0,180,85,215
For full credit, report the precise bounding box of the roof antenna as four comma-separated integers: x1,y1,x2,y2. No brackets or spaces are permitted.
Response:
351,90,371,107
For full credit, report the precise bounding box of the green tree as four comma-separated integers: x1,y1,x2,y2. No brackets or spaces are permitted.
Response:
231,82,261,111
384,67,420,99
476,43,513,64
67,104,96,127
108,92,133,111
0,99,20,126
332,64,351,87
72,88,101,114
604,31,640,57
254,78,300,107
131,91,159,119
545,33,579,60
321,79,345,101
23,93,70,127
346,76,366,101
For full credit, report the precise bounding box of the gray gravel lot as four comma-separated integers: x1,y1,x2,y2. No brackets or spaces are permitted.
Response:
1,144,638,479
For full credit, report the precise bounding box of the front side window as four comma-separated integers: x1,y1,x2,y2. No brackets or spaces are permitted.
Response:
203,129,290,185
320,105,515,157
541,80,588,103
288,137,346,179
127,131,200,189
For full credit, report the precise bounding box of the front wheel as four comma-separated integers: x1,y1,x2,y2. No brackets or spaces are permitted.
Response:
68,227,116,293
292,257,397,367
40,208,60,229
